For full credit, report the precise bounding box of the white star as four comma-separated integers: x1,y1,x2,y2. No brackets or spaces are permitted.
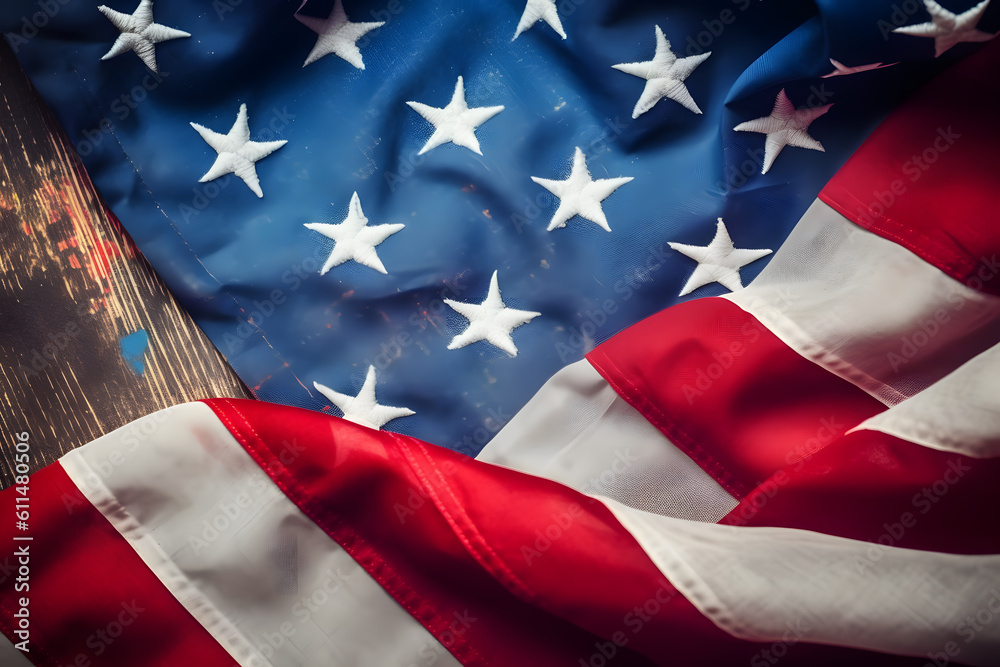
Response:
893,0,996,57
513,0,566,40
98,0,189,73
296,0,384,69
445,271,540,357
821,58,898,77
611,25,711,117
733,88,832,175
531,147,633,232
669,218,772,296
314,366,414,430
304,192,404,275
190,104,288,198
406,77,504,155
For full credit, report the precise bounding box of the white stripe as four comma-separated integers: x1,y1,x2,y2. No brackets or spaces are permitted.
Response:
60,427,260,666
853,342,1000,458
60,403,461,667
479,360,738,523
725,199,1000,406
600,497,1000,666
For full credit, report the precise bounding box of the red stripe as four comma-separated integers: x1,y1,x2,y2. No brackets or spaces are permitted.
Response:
721,428,1000,555
819,38,1000,296
586,297,884,498
205,396,644,667
0,463,234,666
204,397,927,665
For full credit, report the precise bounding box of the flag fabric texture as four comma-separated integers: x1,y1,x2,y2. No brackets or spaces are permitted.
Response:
3,0,997,453
3,0,1000,665
3,34,1000,664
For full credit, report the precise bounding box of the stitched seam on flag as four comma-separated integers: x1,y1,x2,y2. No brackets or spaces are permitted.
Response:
208,404,435,633
57,453,263,667
818,190,976,278
589,350,745,496
205,400,487,667
723,296,907,407
854,414,993,459
596,497,750,639
210,402,473,665
585,351,748,498
416,440,536,603
2,462,236,666
396,438,536,602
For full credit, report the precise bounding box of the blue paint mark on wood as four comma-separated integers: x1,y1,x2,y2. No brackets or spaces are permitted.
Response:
120,330,149,376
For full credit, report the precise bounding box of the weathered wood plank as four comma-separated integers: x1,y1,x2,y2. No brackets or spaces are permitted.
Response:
0,40,251,488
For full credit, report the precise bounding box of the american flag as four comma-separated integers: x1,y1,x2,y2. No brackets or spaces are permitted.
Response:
2,0,999,664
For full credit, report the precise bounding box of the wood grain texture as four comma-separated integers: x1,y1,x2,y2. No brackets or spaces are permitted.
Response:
0,40,251,489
